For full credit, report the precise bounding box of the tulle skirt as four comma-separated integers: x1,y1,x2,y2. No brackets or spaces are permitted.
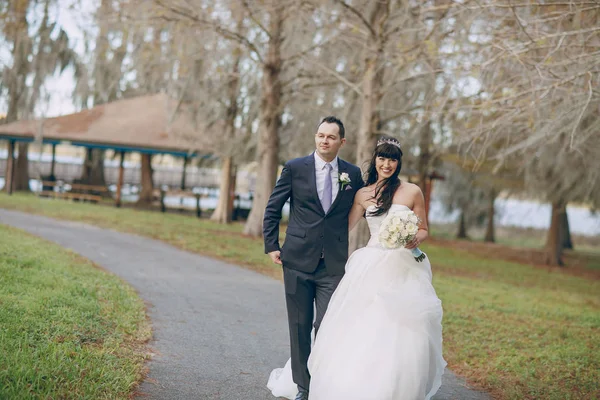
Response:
268,246,446,400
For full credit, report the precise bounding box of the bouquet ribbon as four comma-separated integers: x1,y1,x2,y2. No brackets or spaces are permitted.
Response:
411,248,427,262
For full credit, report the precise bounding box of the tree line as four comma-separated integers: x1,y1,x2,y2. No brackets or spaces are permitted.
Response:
1,0,598,265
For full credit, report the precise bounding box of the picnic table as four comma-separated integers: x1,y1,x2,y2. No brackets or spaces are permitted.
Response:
38,180,109,203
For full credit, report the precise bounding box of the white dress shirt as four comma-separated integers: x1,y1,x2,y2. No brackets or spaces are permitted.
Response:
314,152,339,206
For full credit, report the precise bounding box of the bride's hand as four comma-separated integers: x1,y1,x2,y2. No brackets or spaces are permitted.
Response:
405,229,428,249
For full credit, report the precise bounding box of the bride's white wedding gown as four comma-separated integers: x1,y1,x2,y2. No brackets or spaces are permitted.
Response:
267,204,446,400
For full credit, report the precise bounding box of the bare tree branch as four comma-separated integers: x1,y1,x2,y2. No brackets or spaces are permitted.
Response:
242,0,272,40
334,0,376,38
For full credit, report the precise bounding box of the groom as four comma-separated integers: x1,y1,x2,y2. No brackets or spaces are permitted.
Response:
263,116,363,400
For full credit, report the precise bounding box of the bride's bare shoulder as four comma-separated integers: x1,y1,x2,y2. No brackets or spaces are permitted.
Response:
400,181,423,193
394,182,424,206
357,185,375,195
355,186,372,201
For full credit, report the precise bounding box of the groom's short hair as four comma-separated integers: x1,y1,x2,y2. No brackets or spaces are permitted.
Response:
319,116,345,139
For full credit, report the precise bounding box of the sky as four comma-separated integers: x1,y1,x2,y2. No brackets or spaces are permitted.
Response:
0,0,97,118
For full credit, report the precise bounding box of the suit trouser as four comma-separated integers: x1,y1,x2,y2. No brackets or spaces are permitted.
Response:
283,259,343,391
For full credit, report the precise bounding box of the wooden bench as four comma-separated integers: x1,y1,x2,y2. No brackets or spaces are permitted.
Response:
39,181,110,204
153,188,206,217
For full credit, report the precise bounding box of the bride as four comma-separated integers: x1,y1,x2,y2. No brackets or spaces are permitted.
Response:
268,137,446,400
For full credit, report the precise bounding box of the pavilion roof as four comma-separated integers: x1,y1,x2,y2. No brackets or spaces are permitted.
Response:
0,93,213,157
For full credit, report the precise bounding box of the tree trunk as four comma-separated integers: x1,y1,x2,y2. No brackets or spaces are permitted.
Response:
559,204,573,250
14,2,47,193
136,153,154,206
4,1,29,125
456,210,468,239
348,54,379,254
349,2,389,253
243,7,284,237
484,188,496,243
211,23,241,224
85,0,119,188
545,201,564,266
417,121,431,194
424,178,433,225
80,148,106,186
211,156,236,224
418,121,432,226
4,2,30,192
355,58,381,170
13,143,30,191
349,54,380,251
228,166,238,219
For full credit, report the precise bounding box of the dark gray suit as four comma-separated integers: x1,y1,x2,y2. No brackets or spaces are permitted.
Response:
263,153,363,390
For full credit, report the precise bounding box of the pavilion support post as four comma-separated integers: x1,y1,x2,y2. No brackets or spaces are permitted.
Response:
50,143,57,178
115,151,125,207
5,140,16,195
179,155,189,210
160,188,166,213
181,155,188,190
195,193,201,218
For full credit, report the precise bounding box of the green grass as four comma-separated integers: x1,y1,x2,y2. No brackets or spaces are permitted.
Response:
427,246,600,399
0,223,151,399
1,193,599,399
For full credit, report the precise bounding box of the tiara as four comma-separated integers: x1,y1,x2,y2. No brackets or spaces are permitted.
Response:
377,138,402,149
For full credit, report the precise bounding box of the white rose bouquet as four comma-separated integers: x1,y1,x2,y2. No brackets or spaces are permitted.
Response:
378,210,427,262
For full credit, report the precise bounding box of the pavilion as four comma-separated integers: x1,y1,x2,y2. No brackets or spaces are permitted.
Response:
0,93,213,206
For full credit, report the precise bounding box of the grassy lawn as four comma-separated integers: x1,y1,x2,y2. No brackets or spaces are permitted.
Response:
1,193,599,399
0,223,150,399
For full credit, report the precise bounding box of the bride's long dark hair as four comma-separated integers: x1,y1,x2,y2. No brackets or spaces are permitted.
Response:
366,137,403,216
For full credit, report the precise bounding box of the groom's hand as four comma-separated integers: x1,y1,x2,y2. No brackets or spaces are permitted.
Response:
268,250,282,265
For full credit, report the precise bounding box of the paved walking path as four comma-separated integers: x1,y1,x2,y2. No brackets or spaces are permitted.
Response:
0,209,490,400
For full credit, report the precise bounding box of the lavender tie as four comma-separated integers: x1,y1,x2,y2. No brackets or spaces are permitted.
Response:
322,163,332,213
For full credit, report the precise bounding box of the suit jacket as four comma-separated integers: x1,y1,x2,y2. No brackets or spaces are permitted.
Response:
263,153,364,275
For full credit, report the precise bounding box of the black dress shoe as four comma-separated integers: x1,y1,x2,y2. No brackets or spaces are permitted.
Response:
294,390,309,400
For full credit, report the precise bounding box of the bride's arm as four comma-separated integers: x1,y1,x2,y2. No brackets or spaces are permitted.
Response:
348,190,366,232
405,186,429,249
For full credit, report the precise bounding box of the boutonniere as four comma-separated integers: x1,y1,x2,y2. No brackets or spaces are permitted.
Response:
339,172,351,190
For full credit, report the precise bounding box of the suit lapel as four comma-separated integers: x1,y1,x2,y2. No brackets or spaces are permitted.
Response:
305,153,325,215
326,158,348,214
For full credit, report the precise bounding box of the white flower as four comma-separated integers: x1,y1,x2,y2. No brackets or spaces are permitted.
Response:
381,236,396,248
378,211,421,249
339,172,351,190
408,213,419,224
405,222,418,236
